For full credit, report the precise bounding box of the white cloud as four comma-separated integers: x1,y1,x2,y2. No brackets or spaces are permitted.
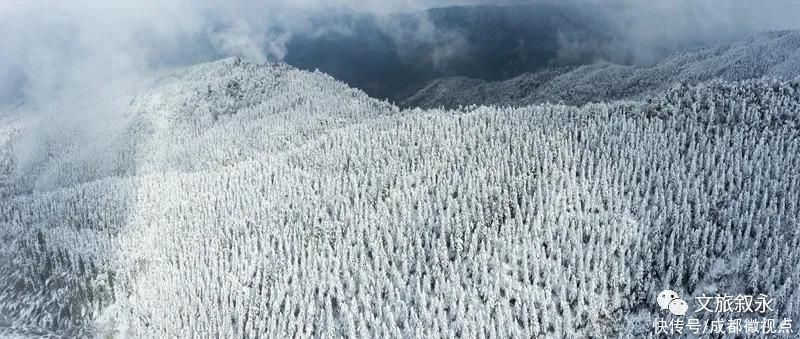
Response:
2,0,800,108
0,0,495,107
591,0,800,64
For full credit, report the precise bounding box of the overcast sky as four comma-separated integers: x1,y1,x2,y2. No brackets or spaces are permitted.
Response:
1,0,799,107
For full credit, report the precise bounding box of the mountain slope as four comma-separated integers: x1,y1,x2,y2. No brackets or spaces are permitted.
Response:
2,61,800,337
403,30,800,108
0,58,398,196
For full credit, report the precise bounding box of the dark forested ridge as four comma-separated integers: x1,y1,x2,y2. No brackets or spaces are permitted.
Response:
284,3,615,101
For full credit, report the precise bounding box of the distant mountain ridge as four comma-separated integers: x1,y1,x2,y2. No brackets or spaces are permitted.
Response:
402,30,800,108
285,3,616,100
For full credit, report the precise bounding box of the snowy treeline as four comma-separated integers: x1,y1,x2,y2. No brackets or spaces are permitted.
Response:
403,30,800,109
1,60,799,337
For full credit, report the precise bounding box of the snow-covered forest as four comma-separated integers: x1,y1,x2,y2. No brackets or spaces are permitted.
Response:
1,59,799,337
403,30,800,109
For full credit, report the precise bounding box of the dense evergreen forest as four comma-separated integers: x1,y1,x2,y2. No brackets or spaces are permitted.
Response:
1,60,799,337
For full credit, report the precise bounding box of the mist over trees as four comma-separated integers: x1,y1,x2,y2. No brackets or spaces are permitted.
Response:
1,60,799,337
